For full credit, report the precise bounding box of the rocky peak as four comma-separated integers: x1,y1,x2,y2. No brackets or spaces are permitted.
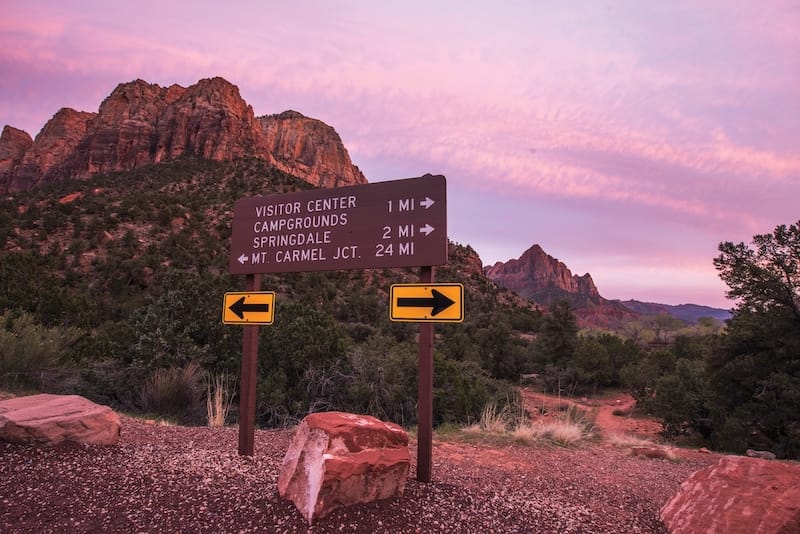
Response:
485,244,600,300
484,244,637,328
0,126,33,175
7,108,96,191
1,77,366,193
257,110,365,188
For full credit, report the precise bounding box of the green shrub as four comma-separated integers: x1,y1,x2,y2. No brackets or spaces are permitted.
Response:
140,361,205,424
0,311,83,390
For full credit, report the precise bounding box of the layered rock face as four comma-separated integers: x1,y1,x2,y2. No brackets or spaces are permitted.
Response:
0,126,33,176
660,455,800,534
259,111,365,188
0,77,366,194
6,109,96,191
485,244,600,300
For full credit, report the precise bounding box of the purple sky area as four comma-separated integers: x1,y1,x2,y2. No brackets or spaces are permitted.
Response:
2,1,798,308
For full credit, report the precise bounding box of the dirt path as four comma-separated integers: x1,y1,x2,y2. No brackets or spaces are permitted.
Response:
520,388,663,439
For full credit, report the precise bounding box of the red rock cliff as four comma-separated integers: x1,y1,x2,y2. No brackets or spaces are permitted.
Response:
485,244,600,300
258,111,365,188
0,77,366,193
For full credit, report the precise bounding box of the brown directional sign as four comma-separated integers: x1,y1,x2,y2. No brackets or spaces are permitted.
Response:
228,174,447,274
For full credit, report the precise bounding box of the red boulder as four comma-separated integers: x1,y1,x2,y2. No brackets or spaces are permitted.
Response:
278,411,410,523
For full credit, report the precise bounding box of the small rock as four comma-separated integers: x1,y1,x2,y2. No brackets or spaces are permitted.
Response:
746,448,777,460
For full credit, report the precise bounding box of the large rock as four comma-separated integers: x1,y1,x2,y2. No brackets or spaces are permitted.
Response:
660,455,800,534
278,411,410,523
0,394,121,446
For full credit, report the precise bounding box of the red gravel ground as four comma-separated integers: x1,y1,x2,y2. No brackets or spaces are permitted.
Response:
0,412,717,533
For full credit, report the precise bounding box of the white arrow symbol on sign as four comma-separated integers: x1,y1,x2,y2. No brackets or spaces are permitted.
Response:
238,253,249,264
420,197,435,209
420,224,435,236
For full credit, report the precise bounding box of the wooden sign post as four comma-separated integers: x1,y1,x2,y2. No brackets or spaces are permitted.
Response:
227,175,449,475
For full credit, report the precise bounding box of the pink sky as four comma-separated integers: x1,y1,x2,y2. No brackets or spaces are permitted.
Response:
2,1,798,308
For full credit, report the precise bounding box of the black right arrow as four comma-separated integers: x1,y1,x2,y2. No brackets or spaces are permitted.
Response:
229,296,270,320
397,289,455,316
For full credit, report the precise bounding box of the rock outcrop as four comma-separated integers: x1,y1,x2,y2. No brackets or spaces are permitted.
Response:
6,109,96,191
278,411,410,524
660,455,800,534
485,244,600,300
0,394,121,446
259,111,365,188
0,126,33,176
0,77,366,194
485,244,637,328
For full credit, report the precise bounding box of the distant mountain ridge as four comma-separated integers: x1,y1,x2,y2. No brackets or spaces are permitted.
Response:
617,300,732,324
485,244,637,328
0,77,366,194
485,244,730,327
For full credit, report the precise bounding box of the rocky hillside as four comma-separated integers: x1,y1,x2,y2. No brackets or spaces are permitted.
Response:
0,77,365,194
486,244,636,328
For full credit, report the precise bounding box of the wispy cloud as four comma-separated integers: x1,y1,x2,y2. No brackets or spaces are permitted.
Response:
1,0,797,307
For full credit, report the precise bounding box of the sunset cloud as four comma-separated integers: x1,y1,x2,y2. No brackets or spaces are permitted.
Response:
1,0,797,307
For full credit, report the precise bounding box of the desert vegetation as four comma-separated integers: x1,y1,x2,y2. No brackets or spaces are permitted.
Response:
1,158,797,458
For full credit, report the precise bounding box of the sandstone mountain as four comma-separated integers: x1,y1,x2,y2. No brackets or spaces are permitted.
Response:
485,244,636,327
0,77,365,194
485,244,599,301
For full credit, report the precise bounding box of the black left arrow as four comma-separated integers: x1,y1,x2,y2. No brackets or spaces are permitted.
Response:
229,297,269,320
397,289,455,316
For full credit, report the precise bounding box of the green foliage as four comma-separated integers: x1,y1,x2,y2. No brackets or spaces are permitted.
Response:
434,354,515,426
704,221,800,458
0,252,98,328
0,311,84,390
714,220,800,317
128,271,241,372
256,301,349,427
535,300,578,366
344,335,418,426
0,158,548,430
649,358,709,439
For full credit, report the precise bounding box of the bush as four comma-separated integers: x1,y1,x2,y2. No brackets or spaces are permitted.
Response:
140,361,205,424
0,311,83,390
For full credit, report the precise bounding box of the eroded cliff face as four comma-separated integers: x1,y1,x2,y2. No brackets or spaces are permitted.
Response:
0,77,366,193
5,109,96,191
485,244,600,300
258,111,365,188
0,126,33,177
485,244,638,328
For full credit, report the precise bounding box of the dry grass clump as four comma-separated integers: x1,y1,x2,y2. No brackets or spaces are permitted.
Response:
606,432,657,448
462,399,596,447
607,433,679,461
206,372,235,428
512,405,597,447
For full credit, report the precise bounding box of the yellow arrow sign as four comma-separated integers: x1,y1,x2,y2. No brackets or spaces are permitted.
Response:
222,292,276,325
390,284,464,322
